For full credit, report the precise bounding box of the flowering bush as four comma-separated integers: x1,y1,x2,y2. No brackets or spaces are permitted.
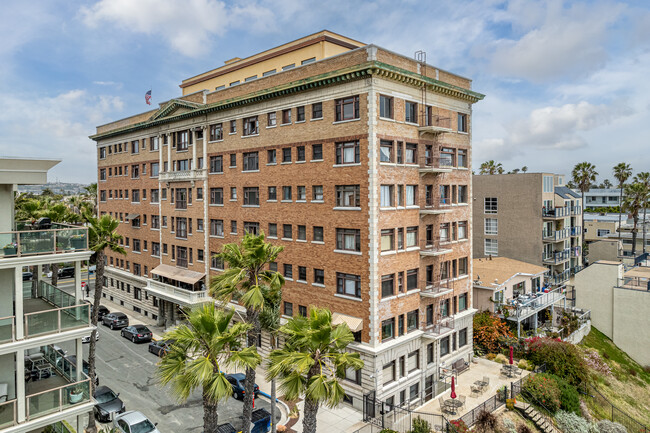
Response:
522,373,561,412
473,312,514,354
527,337,588,385
583,349,612,376
555,410,599,433
449,419,470,433
596,420,627,433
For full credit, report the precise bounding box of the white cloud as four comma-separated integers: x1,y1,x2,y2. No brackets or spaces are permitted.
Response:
0,90,124,183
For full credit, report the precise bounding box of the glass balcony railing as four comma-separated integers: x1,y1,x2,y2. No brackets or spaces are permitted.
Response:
26,376,91,421
0,222,88,258
0,399,16,429
23,281,90,338
0,316,15,343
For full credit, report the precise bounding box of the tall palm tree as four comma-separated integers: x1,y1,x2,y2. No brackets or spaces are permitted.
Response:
613,163,633,241
622,183,646,257
572,162,598,265
259,280,283,433
602,179,613,189
84,183,98,215
14,198,43,222
84,213,126,433
210,232,284,433
479,160,503,175
41,203,76,287
267,308,364,433
633,172,650,253
158,305,261,433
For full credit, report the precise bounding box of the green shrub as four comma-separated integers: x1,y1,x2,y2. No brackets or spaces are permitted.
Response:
486,353,497,361
409,417,432,433
555,410,598,433
596,420,627,433
380,430,399,433
552,374,581,415
527,337,588,385
518,359,531,370
503,419,517,433
522,373,561,412
495,353,508,364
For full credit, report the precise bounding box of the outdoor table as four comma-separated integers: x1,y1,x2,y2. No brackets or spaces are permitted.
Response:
35,363,51,379
501,364,518,378
445,399,463,414
471,383,483,394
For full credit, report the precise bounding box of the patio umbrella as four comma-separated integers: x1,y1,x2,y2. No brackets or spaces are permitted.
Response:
509,346,514,365
450,376,457,399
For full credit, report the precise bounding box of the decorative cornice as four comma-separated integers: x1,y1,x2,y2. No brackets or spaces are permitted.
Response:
90,61,484,141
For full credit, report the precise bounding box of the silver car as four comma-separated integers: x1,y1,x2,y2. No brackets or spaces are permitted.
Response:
113,411,160,433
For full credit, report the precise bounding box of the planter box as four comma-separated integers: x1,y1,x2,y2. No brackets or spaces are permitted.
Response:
3,247,17,256
70,238,86,249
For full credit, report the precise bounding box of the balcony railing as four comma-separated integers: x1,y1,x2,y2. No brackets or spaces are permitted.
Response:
417,116,452,135
0,222,88,258
159,168,206,182
496,287,565,320
546,269,571,285
25,372,91,422
424,316,455,337
572,246,581,257
420,280,454,298
542,228,570,242
0,315,15,343
0,399,16,429
420,239,453,257
616,277,650,291
542,206,570,218
571,206,582,215
542,248,571,265
24,281,90,339
418,156,453,174
570,226,582,236
147,279,208,304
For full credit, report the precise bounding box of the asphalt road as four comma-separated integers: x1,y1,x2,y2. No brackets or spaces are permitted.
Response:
53,280,278,432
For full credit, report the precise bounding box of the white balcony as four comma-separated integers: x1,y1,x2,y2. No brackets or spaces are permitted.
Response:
146,279,210,306
159,168,206,183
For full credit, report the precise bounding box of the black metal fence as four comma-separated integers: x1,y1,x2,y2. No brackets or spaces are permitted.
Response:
362,393,451,432
456,393,505,427
581,383,650,433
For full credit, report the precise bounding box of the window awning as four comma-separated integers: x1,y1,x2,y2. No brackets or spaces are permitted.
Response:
151,264,205,285
331,312,363,332
126,213,140,220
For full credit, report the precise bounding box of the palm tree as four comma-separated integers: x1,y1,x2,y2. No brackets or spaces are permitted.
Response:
267,308,364,433
613,163,633,241
41,203,76,287
158,305,261,433
259,279,283,433
479,160,503,175
633,172,650,253
210,232,284,433
572,162,598,265
602,179,613,189
15,198,43,222
521,166,528,173
84,213,126,433
84,183,98,215
622,183,646,257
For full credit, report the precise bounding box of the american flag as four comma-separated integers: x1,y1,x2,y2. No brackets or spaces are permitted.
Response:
145,90,152,105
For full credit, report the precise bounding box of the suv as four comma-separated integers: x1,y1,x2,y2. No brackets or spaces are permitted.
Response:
226,373,259,400
22,271,33,281
58,267,75,279
102,313,129,330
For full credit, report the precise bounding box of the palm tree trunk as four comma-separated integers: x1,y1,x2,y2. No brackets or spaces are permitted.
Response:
632,218,638,256
302,397,320,433
581,191,586,265
242,308,261,433
203,387,219,433
86,250,104,433
618,187,624,242
51,263,58,287
270,334,277,433
643,207,647,254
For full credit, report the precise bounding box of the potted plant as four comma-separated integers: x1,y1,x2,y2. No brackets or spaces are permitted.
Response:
69,233,86,249
3,242,17,256
69,384,85,403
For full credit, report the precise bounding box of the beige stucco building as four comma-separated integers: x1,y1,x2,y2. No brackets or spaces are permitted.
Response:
573,261,650,367
472,173,582,286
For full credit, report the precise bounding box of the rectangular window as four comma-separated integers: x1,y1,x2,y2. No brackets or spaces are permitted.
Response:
176,217,187,239
379,95,393,118
335,141,360,164
337,273,361,298
230,186,238,200
381,274,395,297
405,101,418,123
196,187,203,200
382,319,395,341
243,116,258,136
407,269,418,291
381,229,394,251
210,123,223,141
231,220,237,234
244,187,259,206
543,175,554,193
283,302,293,316
405,143,417,164
297,225,306,241
458,257,468,276
132,189,140,203
485,218,498,235
458,185,468,203
336,228,361,252
335,96,360,121
209,156,223,173
176,131,188,151
243,222,259,234
458,113,468,132
313,226,323,242
406,185,417,206
297,146,306,162
440,336,450,357
296,106,305,122
99,147,106,159
336,185,360,207
268,223,277,237
282,186,292,201
268,186,277,201
406,226,418,248
283,224,292,239
282,109,291,124
312,102,323,119
175,188,187,209
267,112,277,127
484,197,498,214
267,149,276,164
485,239,498,256
312,144,323,160
314,269,324,285
99,168,106,181
211,253,224,270
210,219,224,237
230,119,237,133
459,293,468,312
380,140,393,162
298,266,307,282
380,185,394,207
196,218,203,231
243,152,259,171
152,242,160,257
210,188,223,205
282,147,292,163
297,186,306,201
458,149,468,168
459,328,468,347
283,264,293,279
312,185,323,201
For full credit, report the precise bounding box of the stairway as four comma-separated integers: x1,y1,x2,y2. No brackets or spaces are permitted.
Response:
514,401,561,433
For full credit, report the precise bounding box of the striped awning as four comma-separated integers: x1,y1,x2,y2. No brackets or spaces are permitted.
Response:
126,213,140,220
332,312,363,332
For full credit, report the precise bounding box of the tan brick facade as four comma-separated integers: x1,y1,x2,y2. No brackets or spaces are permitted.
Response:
93,42,483,409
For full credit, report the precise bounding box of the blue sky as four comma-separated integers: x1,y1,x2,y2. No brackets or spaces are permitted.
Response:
1,0,648,184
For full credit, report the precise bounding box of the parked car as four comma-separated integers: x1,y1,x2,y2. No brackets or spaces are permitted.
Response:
93,385,125,423
22,271,33,281
121,325,153,343
113,411,160,433
81,332,100,344
148,339,174,357
88,264,96,274
102,313,129,330
226,373,259,400
46,267,75,279
83,301,110,320
57,355,99,385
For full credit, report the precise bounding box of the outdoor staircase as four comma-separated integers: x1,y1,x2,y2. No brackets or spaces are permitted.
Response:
514,401,561,433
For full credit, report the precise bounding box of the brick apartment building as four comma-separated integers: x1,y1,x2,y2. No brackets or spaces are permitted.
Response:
91,31,484,409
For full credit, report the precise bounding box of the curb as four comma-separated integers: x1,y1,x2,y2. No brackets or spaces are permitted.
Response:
258,391,291,428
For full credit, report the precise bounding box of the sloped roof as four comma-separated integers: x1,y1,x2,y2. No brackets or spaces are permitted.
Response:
555,186,581,199
473,257,549,289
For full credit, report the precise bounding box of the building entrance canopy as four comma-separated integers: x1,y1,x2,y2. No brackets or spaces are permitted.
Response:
151,264,205,285
331,312,363,332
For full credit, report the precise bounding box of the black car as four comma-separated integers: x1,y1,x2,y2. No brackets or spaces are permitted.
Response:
226,373,259,400
58,267,75,279
102,313,129,330
148,339,174,357
22,271,33,281
84,301,110,320
58,355,99,386
121,325,153,343
93,385,125,423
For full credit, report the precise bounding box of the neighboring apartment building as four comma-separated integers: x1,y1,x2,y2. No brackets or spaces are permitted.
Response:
584,213,650,259
472,173,583,286
575,188,622,210
573,261,650,367
90,30,484,408
0,158,94,433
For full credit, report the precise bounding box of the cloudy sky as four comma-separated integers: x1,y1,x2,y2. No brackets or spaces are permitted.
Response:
0,0,648,184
